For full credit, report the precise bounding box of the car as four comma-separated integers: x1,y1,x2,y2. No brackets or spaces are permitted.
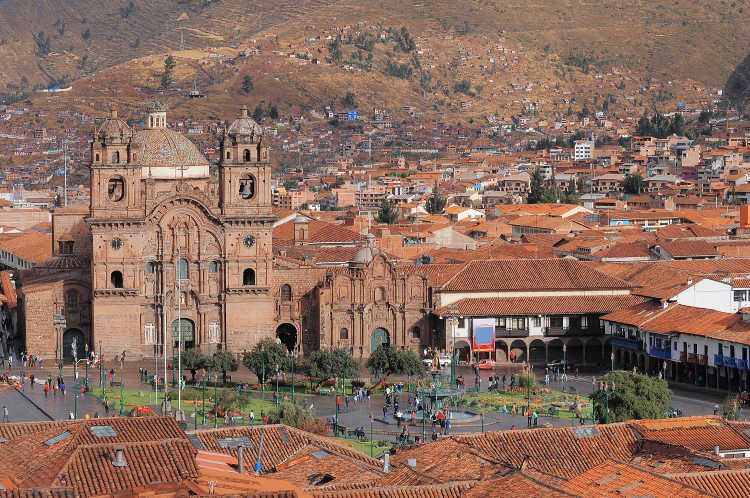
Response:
438,354,452,368
422,357,434,367
474,359,496,369
546,360,574,371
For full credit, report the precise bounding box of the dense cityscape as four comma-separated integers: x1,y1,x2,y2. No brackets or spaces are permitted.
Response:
3,2,750,497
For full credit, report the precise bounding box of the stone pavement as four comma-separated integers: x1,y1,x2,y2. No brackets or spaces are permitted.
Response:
0,388,52,422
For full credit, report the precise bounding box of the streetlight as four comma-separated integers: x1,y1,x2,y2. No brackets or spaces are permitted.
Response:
275,363,279,406
290,351,297,403
662,360,667,382
213,372,218,428
369,413,374,457
260,344,265,394
600,381,616,424
446,304,459,386
562,344,568,394
610,351,615,373
84,343,89,387
526,362,532,414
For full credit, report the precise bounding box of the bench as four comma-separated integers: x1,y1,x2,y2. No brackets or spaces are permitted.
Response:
231,415,244,423
347,429,367,440
332,424,347,437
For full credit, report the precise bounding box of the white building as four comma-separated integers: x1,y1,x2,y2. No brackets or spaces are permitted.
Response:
574,139,594,161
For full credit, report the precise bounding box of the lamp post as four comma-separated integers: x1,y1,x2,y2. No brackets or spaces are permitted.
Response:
119,376,124,415
610,351,615,373
213,372,218,428
275,363,279,406
291,351,296,403
202,371,207,426
84,343,89,387
446,304,459,386
562,344,568,394
369,413,374,457
526,362,532,414
600,381,616,424
260,344,265,393
662,360,667,382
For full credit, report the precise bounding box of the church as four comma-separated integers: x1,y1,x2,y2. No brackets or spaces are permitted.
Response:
18,103,434,363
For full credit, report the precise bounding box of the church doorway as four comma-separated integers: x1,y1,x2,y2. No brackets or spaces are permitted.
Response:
371,327,390,354
276,323,297,352
63,328,86,361
171,318,195,350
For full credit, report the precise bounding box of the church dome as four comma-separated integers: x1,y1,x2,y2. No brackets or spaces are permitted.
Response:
97,109,132,141
130,128,209,168
227,105,263,140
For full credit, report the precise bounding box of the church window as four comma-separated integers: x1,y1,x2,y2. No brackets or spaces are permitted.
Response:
244,149,251,162
112,151,120,163
208,321,220,344
243,268,256,286
226,151,231,160
209,261,219,273
110,271,123,289
107,177,124,202
281,284,292,302
146,262,155,274
110,238,122,250
144,323,156,345
177,258,189,280
411,326,421,340
65,290,79,313
375,287,385,302
239,174,255,199
58,240,74,255
95,153,100,162
340,327,349,340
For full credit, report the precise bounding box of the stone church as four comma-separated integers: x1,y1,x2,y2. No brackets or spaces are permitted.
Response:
18,103,434,363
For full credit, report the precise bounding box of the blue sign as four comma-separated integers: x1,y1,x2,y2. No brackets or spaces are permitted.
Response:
347,110,358,121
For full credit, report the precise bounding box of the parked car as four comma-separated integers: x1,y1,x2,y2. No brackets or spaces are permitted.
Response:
474,359,496,369
546,360,574,371
438,354,452,368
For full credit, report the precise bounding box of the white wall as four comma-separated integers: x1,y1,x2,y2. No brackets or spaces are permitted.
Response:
674,279,734,313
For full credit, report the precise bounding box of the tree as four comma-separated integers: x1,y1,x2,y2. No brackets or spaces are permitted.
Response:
181,348,207,382
366,344,425,377
590,371,671,423
209,350,238,384
242,339,290,385
623,174,644,195
161,55,175,89
425,190,446,214
376,199,398,224
241,75,254,94
81,28,90,41
253,104,264,122
268,104,279,120
283,179,298,190
527,167,545,204
343,91,356,107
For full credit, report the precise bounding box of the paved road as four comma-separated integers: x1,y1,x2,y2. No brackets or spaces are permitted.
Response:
0,389,52,422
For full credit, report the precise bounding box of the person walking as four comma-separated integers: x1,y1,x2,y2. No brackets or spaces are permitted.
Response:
382,405,387,421
250,410,255,424
2,405,8,422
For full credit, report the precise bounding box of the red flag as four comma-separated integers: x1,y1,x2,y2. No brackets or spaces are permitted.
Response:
337,396,342,405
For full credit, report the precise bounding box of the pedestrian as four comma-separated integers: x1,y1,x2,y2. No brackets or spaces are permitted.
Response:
532,410,538,427
502,375,507,391
446,418,451,435
44,382,50,397
345,396,349,411
527,409,532,428
250,410,255,424
383,405,387,420
29,373,34,390
2,405,8,422
545,373,549,386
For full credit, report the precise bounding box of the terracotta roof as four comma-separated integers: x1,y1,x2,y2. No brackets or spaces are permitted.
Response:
655,240,721,258
561,460,711,497
273,218,364,246
395,263,466,286
656,224,725,240
311,482,476,497
631,416,750,453
436,294,645,317
442,259,631,292
674,468,750,498
0,231,52,264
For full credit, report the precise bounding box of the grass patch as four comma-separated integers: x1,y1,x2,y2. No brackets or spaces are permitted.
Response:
459,387,594,419
332,437,392,457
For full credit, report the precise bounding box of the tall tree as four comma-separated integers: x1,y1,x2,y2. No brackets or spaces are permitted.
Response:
527,168,545,204
376,199,398,224
181,348,207,382
425,190,446,214
209,351,238,384
622,174,644,195
161,55,175,89
242,339,290,385
590,371,671,423
241,75,254,94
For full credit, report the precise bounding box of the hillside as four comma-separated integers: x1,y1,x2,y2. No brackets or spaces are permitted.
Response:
5,1,750,123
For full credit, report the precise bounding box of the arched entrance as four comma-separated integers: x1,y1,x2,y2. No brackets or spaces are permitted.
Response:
276,323,297,352
455,340,471,363
63,328,85,361
509,340,527,363
529,339,546,364
586,338,603,366
371,327,390,353
170,318,195,350
548,339,564,363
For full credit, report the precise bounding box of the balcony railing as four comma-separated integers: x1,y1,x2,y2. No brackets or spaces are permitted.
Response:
715,354,749,370
685,353,708,366
545,326,604,337
611,336,644,351
649,346,671,361
495,328,529,338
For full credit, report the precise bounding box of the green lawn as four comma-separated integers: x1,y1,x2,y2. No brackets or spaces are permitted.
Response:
459,386,594,419
332,437,392,457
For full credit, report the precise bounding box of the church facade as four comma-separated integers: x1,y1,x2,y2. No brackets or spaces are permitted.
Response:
19,104,435,363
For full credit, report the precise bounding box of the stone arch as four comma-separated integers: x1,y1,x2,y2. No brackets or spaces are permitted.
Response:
63,328,86,361
529,339,546,364
371,327,390,353
496,341,509,363
170,318,195,349
586,338,603,366
455,340,471,362
276,323,297,352
548,339,564,363
110,270,123,288
243,268,256,286
566,338,584,365
509,340,527,363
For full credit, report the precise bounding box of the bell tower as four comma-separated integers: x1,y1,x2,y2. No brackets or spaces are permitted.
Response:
219,105,272,217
